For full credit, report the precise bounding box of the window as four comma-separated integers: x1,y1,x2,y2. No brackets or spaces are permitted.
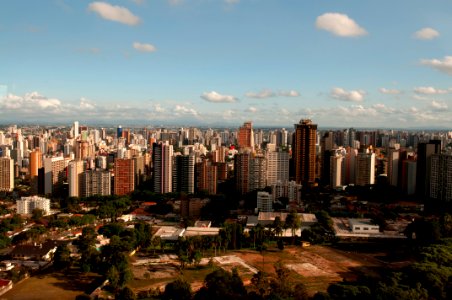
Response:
363,227,369,230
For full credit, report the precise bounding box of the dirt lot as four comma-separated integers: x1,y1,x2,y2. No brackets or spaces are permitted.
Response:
2,270,101,300
234,245,384,295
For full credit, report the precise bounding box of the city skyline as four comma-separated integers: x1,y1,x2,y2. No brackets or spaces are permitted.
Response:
1,1,452,128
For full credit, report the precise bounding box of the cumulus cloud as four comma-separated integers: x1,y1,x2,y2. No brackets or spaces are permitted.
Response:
201,91,237,103
330,87,366,102
421,56,452,75
245,89,300,98
431,100,448,110
79,97,96,110
315,13,367,37
379,88,401,95
174,105,198,116
246,106,257,113
414,86,449,94
279,90,300,97
133,42,156,52
414,27,440,40
88,2,141,26
245,89,275,99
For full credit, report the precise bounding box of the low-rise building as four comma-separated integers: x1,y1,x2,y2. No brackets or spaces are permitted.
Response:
16,196,51,215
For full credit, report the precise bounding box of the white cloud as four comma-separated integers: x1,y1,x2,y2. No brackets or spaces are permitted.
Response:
414,86,449,94
414,27,440,40
88,2,141,26
133,42,157,53
431,100,448,110
79,97,96,110
246,106,257,113
330,87,366,102
421,56,452,75
154,104,165,113
245,89,275,99
315,13,367,37
379,88,401,95
201,91,237,103
174,105,198,116
279,90,300,97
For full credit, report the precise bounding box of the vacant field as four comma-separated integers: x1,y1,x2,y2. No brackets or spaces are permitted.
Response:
2,270,101,300
234,245,385,295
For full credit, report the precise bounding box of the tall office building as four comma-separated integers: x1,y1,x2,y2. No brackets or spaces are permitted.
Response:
152,142,173,193
0,157,14,192
237,121,254,149
68,160,84,197
429,154,452,202
355,149,375,186
133,155,146,187
29,149,42,192
117,125,123,139
43,156,65,195
266,150,289,186
73,121,79,138
173,154,195,194
81,170,111,197
195,159,217,195
416,140,441,197
292,119,317,184
114,158,135,195
330,152,344,187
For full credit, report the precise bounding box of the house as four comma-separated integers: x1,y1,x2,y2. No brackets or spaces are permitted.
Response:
9,240,61,261
348,219,380,234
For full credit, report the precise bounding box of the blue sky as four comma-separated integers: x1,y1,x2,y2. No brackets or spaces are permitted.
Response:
1,0,451,128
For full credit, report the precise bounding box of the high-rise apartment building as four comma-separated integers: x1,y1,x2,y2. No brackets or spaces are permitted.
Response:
44,156,65,195
266,150,289,186
0,157,14,192
152,142,173,193
355,149,375,186
429,154,452,202
257,191,272,213
173,154,195,194
237,121,254,149
416,140,441,197
387,148,399,187
293,119,317,184
195,159,217,195
68,160,84,197
81,170,111,197
114,158,135,195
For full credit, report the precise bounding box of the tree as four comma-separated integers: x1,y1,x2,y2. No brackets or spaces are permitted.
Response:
32,208,44,221
285,211,301,238
277,239,284,251
107,266,120,289
116,286,136,300
272,216,283,237
163,278,192,300
53,243,72,270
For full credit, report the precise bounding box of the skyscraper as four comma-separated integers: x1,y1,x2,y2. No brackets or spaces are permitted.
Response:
152,142,173,193
44,156,65,195
68,160,84,197
355,149,375,186
196,159,217,195
173,153,195,194
416,140,441,197
114,158,135,195
0,157,14,192
292,119,317,184
266,150,289,186
237,121,254,149
429,154,452,202
81,170,111,197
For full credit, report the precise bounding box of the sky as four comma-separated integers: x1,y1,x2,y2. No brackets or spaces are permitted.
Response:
1,0,452,128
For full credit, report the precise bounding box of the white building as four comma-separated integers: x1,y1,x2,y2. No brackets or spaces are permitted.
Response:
68,160,84,197
266,150,289,186
257,191,272,213
16,196,51,215
348,219,380,234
